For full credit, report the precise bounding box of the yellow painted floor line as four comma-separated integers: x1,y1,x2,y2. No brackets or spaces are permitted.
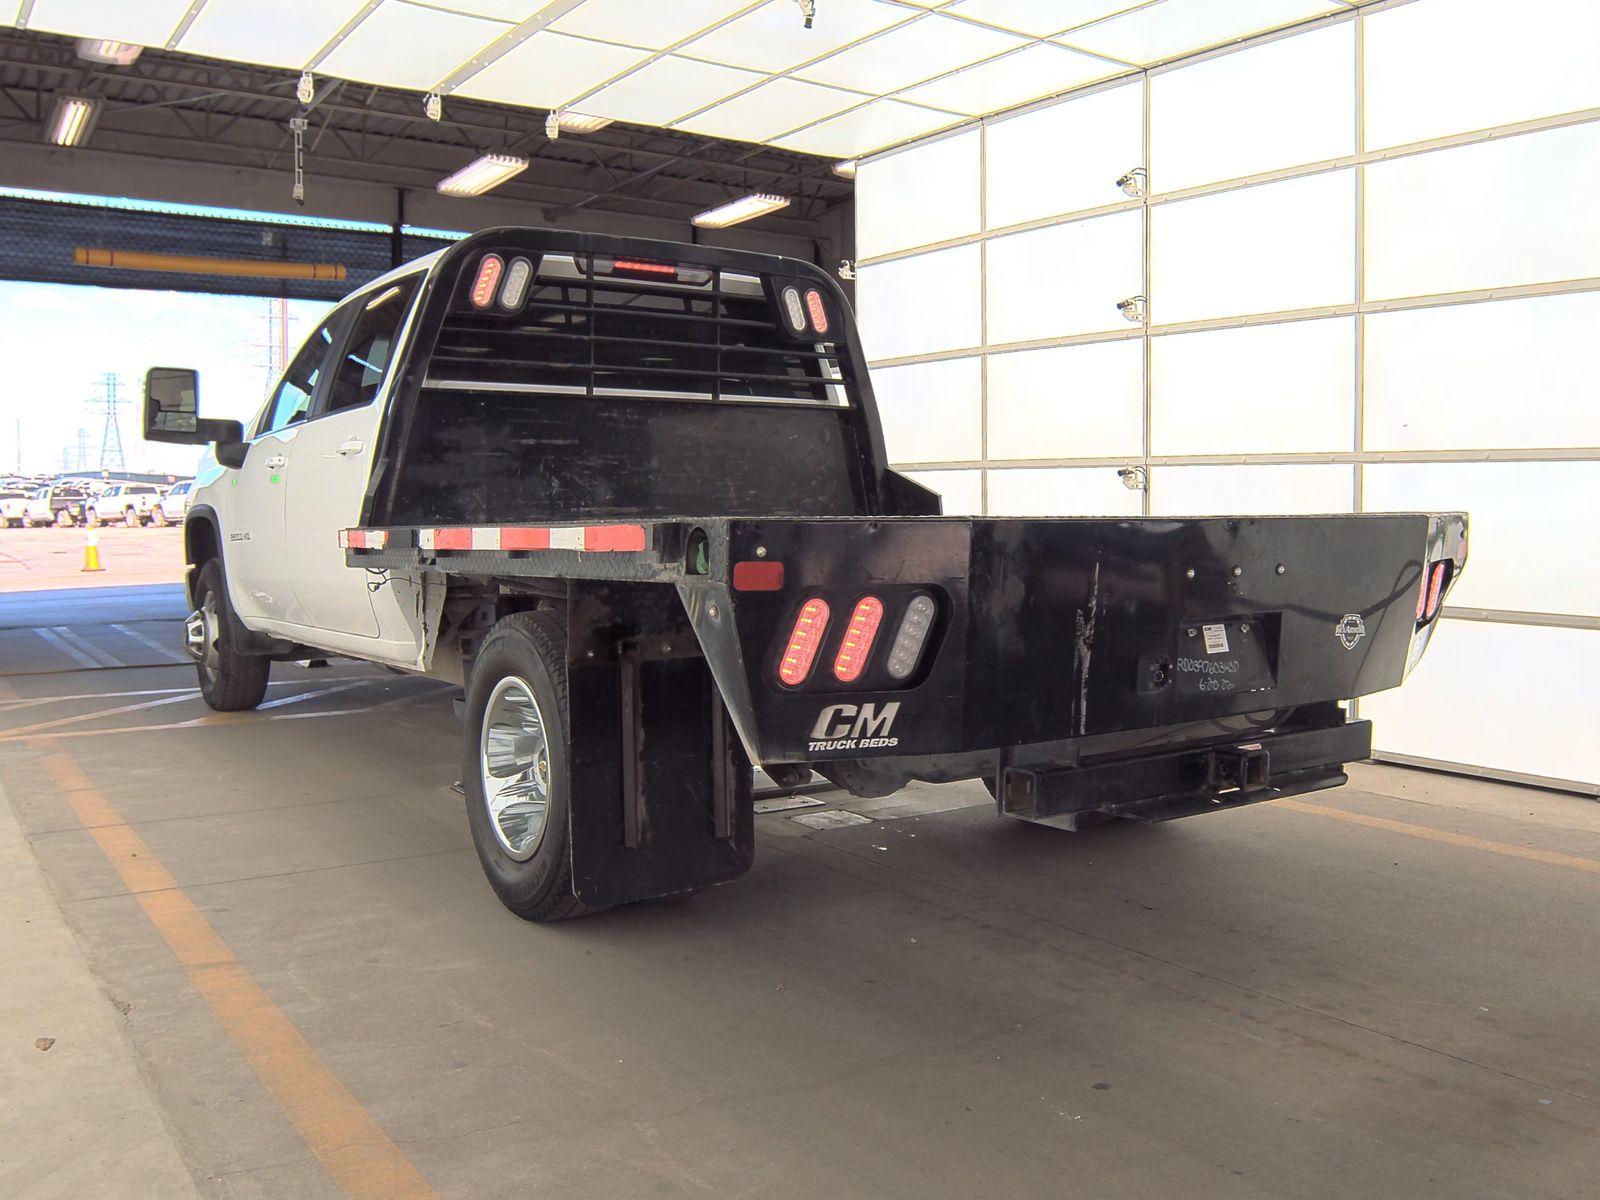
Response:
1277,798,1600,876
40,748,440,1200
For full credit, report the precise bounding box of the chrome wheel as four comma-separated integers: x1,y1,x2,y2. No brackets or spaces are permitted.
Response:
185,593,221,681
479,675,552,861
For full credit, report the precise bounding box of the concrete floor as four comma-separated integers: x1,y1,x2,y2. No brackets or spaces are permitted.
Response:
2,584,1597,1200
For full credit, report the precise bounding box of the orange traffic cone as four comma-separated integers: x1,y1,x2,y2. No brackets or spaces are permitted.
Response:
82,530,104,573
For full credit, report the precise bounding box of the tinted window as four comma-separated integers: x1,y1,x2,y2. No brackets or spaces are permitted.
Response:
326,277,421,414
261,319,341,435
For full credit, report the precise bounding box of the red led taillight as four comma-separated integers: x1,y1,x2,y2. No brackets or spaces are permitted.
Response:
804,288,829,335
471,254,504,308
613,258,676,275
1424,561,1447,620
1415,568,1429,621
832,596,884,683
779,599,830,687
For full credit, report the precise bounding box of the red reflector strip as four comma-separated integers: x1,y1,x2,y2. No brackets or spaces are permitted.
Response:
499,526,551,551
583,525,646,552
833,596,884,683
340,529,389,550
1424,561,1447,620
431,528,473,551
471,254,503,308
779,599,830,687
804,288,829,335
733,561,785,592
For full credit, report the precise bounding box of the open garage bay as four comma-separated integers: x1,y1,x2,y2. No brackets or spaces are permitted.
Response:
2,585,1596,1199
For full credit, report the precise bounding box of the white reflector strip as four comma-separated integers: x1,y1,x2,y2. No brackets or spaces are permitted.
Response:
549,527,585,550
472,526,501,551
355,526,648,553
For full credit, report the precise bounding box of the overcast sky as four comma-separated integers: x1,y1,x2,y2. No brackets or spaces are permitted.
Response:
0,281,329,478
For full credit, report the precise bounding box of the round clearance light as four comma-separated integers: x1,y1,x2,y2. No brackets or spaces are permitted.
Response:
471,254,504,308
781,285,806,334
804,288,829,335
499,256,532,309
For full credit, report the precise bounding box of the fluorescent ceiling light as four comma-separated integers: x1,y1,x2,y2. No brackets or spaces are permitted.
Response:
833,160,858,178
552,111,613,133
437,153,529,197
692,193,791,229
47,97,97,147
77,39,142,66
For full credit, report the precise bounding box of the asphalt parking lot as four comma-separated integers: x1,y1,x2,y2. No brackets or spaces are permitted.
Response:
2,579,1597,1199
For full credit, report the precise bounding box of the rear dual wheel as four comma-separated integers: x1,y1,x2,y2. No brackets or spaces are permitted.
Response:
462,611,592,923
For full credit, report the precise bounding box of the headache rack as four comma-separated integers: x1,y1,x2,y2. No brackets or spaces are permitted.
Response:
424,252,852,407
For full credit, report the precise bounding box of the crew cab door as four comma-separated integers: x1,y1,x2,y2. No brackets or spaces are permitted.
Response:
281,275,422,641
224,315,345,629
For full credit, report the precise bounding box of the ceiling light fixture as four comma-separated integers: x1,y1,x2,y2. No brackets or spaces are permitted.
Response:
553,111,612,136
76,39,141,65
692,193,790,229
832,160,857,179
794,0,816,29
437,154,529,198
297,71,315,106
424,93,443,122
46,96,97,147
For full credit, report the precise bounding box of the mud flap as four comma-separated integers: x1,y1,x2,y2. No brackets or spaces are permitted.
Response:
564,583,755,908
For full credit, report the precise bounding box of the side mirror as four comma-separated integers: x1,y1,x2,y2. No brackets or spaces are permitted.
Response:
144,367,246,452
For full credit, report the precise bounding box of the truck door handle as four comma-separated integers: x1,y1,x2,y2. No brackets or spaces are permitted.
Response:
265,454,288,469
335,438,365,457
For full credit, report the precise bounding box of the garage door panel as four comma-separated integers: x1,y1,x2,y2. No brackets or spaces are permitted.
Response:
1363,462,1600,617
1364,621,1599,788
1150,464,1354,517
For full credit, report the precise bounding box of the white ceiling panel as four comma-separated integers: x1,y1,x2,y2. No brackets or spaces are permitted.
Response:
179,0,372,70
2,2,21,27
947,0,1145,38
679,0,911,73
798,13,1027,93
678,76,876,143
578,54,765,125
550,0,757,51
900,42,1123,114
26,0,191,45
426,1,566,17
1058,0,1340,65
773,97,963,157
318,2,511,90
452,30,649,106
675,76,866,143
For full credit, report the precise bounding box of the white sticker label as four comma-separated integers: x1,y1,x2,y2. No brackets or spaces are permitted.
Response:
1202,623,1229,655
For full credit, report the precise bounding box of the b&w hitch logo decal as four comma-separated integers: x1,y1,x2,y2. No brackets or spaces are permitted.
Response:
809,702,901,753
1335,613,1367,650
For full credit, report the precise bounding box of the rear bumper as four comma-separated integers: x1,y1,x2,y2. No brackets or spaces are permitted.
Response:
999,715,1369,829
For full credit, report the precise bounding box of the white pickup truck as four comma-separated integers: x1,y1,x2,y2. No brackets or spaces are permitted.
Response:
144,228,1465,921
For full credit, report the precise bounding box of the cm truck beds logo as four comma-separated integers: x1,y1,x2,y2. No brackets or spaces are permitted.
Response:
808,703,901,753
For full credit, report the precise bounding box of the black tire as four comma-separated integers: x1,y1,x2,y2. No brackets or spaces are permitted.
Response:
193,558,270,711
124,508,140,528
462,610,595,922
150,507,168,527
55,508,74,527
86,509,102,528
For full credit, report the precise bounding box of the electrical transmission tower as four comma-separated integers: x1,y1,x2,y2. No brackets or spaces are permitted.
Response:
75,428,90,472
93,372,126,472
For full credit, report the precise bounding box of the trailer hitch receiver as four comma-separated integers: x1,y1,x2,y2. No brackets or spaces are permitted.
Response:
1206,744,1271,794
